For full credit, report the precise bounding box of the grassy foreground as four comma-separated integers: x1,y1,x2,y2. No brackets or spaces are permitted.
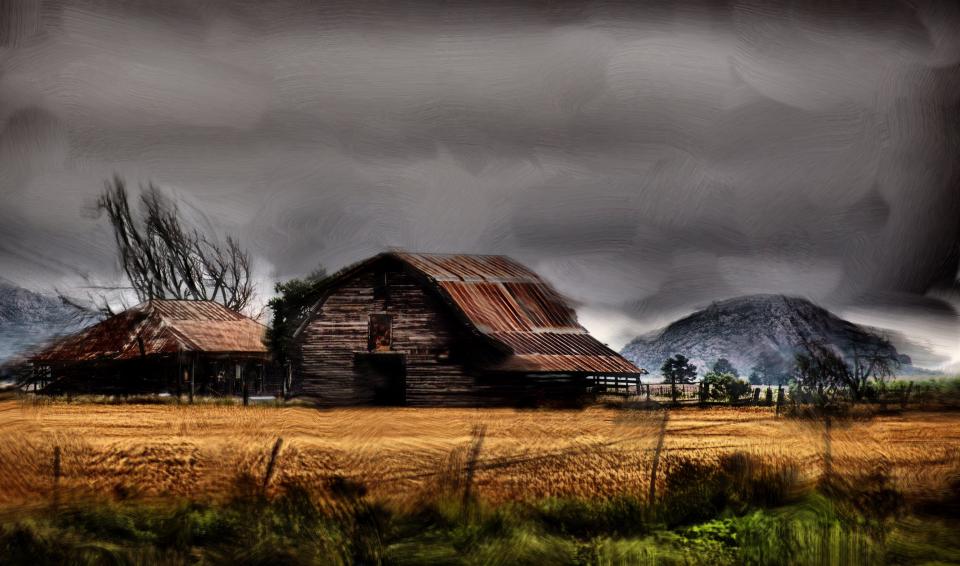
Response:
1,399,959,563
2,453,959,565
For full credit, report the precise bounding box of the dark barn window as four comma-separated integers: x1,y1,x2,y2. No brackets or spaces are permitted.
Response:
373,268,390,301
368,313,392,352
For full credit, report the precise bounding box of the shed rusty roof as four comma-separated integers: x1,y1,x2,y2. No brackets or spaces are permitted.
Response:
32,300,267,363
308,252,643,375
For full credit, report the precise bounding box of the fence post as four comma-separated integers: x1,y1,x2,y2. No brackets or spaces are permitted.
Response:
52,445,61,508
823,415,833,482
262,437,284,492
648,410,669,505
462,424,487,517
902,382,913,410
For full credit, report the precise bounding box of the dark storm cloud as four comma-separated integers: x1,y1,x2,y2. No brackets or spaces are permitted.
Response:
0,0,958,364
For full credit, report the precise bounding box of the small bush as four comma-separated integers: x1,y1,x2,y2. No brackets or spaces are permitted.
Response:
703,372,751,404
657,453,807,527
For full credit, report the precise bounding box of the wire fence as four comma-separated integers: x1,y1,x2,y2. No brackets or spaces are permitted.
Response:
589,376,960,410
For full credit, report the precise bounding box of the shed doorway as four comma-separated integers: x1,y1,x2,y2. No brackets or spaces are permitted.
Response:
355,352,406,405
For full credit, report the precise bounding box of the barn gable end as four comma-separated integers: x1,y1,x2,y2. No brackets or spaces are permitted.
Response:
294,259,491,406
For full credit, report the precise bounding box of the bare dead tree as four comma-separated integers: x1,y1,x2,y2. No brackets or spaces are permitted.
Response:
847,340,900,401
97,175,254,311
793,341,848,407
55,291,120,320
793,337,901,405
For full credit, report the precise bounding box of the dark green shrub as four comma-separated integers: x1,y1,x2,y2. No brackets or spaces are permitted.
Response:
658,458,728,526
703,372,751,403
821,464,904,525
532,495,648,538
657,453,807,528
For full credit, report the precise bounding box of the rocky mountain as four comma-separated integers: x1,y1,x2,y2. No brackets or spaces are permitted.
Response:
0,280,93,367
621,294,911,379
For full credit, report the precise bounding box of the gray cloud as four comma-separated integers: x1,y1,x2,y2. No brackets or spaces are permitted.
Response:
1,0,958,364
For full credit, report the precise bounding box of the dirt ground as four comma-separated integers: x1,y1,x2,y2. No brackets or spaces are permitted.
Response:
1,399,957,509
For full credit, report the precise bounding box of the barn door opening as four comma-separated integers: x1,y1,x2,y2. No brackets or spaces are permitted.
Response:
356,353,406,406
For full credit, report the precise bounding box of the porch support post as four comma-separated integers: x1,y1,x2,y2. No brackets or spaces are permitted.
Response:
235,363,242,396
242,363,250,406
189,355,195,404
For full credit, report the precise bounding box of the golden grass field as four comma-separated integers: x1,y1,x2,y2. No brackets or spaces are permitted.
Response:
0,399,958,510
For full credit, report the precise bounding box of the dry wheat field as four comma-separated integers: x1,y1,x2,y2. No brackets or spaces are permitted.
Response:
0,399,958,511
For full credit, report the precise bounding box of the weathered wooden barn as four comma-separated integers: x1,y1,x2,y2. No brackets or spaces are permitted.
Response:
292,252,643,406
31,300,269,396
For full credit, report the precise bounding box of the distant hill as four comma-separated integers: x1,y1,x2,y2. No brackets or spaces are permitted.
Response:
0,280,93,367
621,294,912,379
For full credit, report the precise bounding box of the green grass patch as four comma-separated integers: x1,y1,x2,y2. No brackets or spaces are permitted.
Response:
1,450,958,564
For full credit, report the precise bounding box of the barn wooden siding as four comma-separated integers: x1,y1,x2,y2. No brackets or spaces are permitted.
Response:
295,268,492,406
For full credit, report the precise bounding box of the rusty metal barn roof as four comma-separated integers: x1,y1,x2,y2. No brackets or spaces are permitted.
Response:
392,253,641,375
307,252,643,375
395,253,542,283
32,300,267,363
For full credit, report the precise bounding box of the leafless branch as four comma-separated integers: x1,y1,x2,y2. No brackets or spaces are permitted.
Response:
96,175,255,312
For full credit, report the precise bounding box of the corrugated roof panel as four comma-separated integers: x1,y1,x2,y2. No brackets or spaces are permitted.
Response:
397,254,463,280
502,282,579,329
489,332,618,357
488,354,642,374
437,281,531,332
432,255,488,280
484,255,538,280
149,300,246,321
169,320,268,353
394,252,540,282
32,300,267,363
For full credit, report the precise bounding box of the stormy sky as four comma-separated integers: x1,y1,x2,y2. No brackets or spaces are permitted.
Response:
1,0,959,368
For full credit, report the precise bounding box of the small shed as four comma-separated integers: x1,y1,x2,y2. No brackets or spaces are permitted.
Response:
292,251,644,406
31,300,268,396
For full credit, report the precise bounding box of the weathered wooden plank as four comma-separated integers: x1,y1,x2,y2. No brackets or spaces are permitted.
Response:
293,267,495,406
